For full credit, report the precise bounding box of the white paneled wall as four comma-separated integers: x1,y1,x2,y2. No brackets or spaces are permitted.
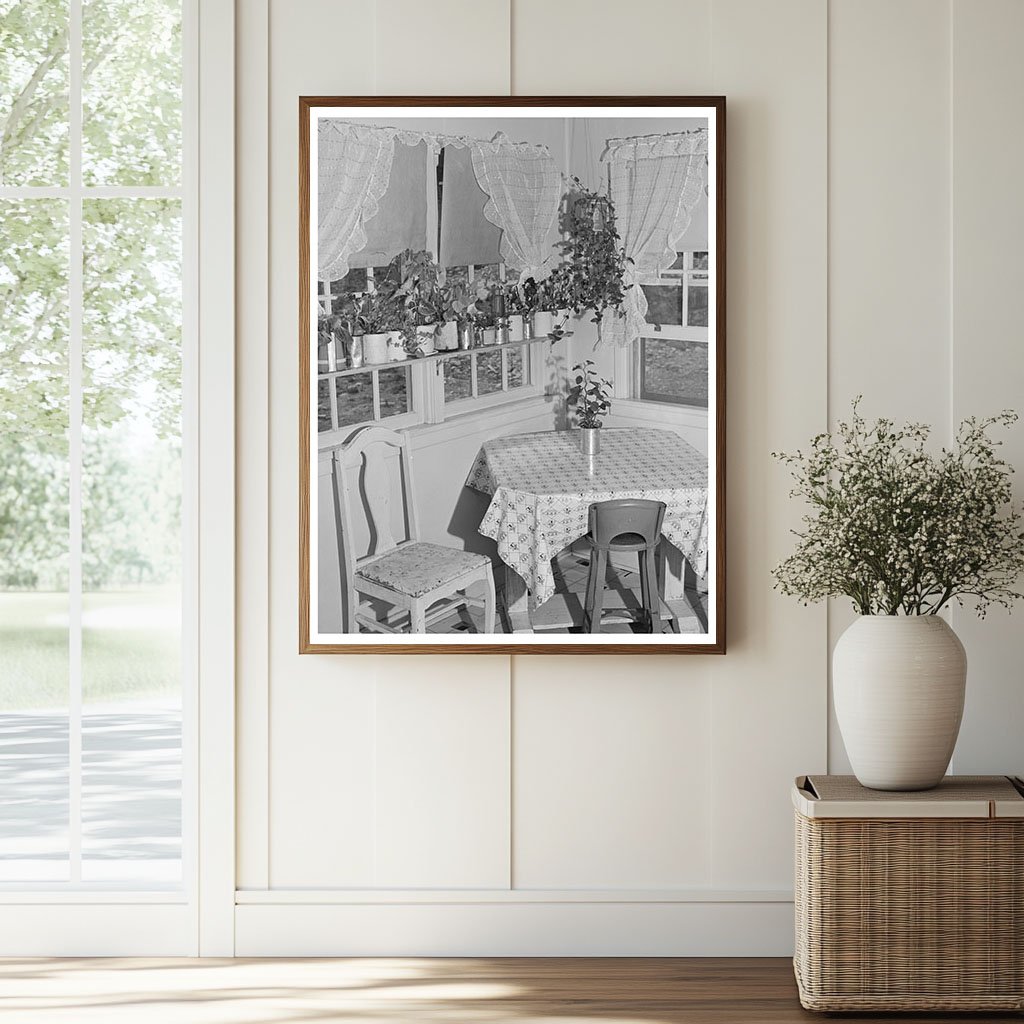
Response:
235,0,1024,954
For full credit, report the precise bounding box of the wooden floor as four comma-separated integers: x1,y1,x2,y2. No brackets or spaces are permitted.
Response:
0,957,1019,1023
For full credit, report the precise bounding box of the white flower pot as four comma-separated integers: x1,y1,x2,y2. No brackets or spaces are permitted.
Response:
414,324,437,355
436,321,459,351
508,314,525,342
361,332,388,365
532,310,554,337
833,615,966,791
386,331,407,361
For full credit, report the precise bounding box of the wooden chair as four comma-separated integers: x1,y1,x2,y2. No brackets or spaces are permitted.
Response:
333,426,495,635
583,498,678,634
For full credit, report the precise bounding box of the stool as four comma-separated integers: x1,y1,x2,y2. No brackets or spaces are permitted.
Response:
584,498,666,633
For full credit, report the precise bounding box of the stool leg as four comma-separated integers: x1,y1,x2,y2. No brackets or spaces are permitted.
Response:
583,550,598,630
589,549,607,633
645,547,660,633
637,551,650,632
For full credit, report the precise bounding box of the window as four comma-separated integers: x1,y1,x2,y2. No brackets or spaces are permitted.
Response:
634,251,709,408
0,0,189,888
316,260,540,443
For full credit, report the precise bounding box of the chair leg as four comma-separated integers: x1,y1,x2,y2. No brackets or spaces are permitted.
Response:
588,550,608,633
409,600,427,634
481,568,496,634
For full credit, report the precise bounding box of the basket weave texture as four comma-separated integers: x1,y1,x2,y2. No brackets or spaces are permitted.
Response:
794,776,1024,1012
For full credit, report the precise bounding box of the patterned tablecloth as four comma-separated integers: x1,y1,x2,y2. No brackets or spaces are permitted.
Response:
466,428,709,605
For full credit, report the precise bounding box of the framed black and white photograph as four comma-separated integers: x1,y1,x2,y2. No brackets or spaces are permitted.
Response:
299,97,725,653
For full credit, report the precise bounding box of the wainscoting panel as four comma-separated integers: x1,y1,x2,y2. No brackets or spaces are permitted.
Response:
512,659,713,889
705,0,829,889
949,0,1024,779
373,658,511,888
827,0,953,774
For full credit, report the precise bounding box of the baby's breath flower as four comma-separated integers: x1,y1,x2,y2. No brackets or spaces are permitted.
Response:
772,399,1024,617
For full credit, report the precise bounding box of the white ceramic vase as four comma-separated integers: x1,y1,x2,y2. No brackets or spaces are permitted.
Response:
833,615,967,791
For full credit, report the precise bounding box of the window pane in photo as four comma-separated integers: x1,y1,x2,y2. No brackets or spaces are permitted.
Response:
507,345,526,389
332,268,366,293
82,0,182,186
0,0,70,185
687,284,709,327
0,199,71,881
336,372,374,427
444,356,473,402
81,198,183,883
377,365,410,419
693,251,709,270
317,379,332,432
640,283,683,326
477,350,502,396
640,337,709,407
667,252,687,272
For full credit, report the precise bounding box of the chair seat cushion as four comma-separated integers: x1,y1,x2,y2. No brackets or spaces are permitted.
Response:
357,543,490,598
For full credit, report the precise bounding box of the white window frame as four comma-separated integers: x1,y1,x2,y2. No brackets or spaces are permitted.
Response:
0,0,236,958
615,250,710,410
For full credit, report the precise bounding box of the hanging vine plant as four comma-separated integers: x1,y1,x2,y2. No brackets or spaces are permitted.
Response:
550,176,632,327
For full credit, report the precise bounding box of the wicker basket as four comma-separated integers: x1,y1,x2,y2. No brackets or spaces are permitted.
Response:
793,775,1024,1012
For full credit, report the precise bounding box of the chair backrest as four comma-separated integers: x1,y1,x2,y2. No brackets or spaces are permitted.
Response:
333,426,419,630
588,498,666,549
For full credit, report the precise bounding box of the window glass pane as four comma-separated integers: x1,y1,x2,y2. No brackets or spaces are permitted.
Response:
82,0,182,186
443,355,472,403
692,251,709,270
477,350,502,396
0,0,69,185
640,283,683,326
640,337,709,408
81,198,182,883
377,365,410,419
507,345,526,389
317,379,333,432
666,252,687,273
0,198,70,880
336,372,374,428
687,284,709,327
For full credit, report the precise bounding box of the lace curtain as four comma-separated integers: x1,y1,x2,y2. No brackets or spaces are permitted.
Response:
318,120,561,286
471,136,561,284
317,122,395,283
600,131,709,347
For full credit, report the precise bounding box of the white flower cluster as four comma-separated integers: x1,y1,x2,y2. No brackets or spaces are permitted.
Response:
772,401,1024,617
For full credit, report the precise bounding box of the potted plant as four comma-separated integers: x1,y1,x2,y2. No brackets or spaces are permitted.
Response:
567,360,612,455
505,283,528,342
773,401,1024,790
553,177,632,341
346,290,395,365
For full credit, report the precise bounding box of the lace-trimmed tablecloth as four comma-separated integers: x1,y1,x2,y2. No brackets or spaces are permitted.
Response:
466,428,709,605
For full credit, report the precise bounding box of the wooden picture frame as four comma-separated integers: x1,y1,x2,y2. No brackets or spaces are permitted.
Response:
300,96,725,654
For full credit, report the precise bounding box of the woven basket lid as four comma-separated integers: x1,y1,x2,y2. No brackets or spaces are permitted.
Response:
793,775,1024,819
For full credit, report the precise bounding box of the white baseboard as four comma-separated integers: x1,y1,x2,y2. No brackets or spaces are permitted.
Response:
234,897,794,957
0,903,196,956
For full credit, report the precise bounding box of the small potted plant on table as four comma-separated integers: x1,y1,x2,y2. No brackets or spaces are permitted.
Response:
567,360,612,455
